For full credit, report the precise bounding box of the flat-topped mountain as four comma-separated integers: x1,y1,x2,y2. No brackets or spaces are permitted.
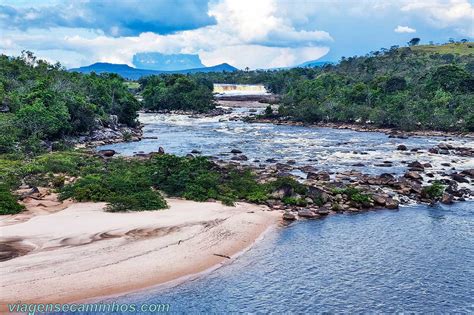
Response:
70,62,238,80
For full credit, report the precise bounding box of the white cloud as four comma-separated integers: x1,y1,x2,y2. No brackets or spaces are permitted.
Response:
200,45,329,69
400,0,474,36
394,25,416,33
0,0,332,69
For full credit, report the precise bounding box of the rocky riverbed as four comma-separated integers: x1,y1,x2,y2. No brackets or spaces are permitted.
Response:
98,106,473,222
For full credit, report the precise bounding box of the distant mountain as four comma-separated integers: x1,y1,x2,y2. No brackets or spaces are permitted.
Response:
297,60,334,68
69,62,238,80
133,52,204,71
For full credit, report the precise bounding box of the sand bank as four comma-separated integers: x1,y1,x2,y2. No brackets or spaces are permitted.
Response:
0,199,279,307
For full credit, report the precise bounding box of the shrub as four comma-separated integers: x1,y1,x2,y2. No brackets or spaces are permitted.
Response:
422,181,445,199
0,185,24,215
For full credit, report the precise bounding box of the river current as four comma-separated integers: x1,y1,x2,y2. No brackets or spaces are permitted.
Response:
94,107,473,313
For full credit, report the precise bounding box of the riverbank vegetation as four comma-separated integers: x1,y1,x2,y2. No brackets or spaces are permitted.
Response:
139,74,215,112
197,42,474,132
0,150,316,213
0,52,140,155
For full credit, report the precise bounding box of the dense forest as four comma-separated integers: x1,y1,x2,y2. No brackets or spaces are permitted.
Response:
139,74,215,112
0,52,140,154
194,43,474,132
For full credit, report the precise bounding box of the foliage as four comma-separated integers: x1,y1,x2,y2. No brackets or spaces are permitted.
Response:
140,74,215,112
0,52,141,153
186,42,474,132
0,184,24,215
422,181,445,199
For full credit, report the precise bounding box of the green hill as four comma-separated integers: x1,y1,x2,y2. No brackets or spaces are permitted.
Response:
409,42,474,56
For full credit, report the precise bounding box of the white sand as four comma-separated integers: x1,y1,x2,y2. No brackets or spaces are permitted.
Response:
0,199,279,307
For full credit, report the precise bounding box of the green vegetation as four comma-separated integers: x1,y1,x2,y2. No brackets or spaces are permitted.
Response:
192,42,474,132
0,52,141,154
422,181,445,199
140,74,215,112
410,42,473,56
332,186,372,205
0,184,25,215
0,149,322,213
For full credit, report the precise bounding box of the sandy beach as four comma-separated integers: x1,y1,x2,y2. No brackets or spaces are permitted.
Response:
0,197,279,308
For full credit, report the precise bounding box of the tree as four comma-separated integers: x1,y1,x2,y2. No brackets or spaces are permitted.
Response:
408,38,421,46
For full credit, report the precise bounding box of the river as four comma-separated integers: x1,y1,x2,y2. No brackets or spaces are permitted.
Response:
94,106,474,313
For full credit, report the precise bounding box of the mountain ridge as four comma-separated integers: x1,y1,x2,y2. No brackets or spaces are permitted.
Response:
69,62,238,80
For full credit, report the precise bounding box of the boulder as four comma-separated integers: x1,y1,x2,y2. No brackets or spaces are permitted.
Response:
231,155,248,161
451,173,469,183
158,147,165,154
460,169,474,178
397,144,408,151
230,149,242,154
191,149,202,154
282,212,297,221
407,161,425,171
307,171,330,181
372,195,387,206
98,149,116,157
441,193,454,205
297,209,318,219
385,198,399,209
404,171,422,181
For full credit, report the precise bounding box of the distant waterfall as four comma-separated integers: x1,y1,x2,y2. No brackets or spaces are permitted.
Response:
213,84,268,95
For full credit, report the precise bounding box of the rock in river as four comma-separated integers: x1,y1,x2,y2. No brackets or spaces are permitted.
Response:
283,212,297,221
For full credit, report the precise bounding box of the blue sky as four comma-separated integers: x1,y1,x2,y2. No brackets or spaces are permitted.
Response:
0,0,472,69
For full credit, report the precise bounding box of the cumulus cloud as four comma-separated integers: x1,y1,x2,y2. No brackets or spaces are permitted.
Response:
0,0,332,69
400,0,474,36
0,0,216,36
394,25,417,33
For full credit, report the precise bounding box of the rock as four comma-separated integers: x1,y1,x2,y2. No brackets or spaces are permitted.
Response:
423,163,432,168
98,149,116,157
385,198,399,209
265,158,278,163
317,208,330,215
282,212,297,221
397,144,408,151
441,193,454,204
231,155,248,161
230,149,242,154
0,105,10,112
307,171,330,181
438,143,453,150
286,160,296,165
407,161,425,171
372,195,387,206
352,163,365,167
441,163,451,167
191,149,201,154
451,173,469,183
20,186,40,200
298,209,318,218
158,147,165,154
271,185,294,199
404,171,422,181
461,169,474,178
186,154,195,159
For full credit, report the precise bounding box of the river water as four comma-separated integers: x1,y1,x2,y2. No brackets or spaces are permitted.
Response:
107,202,474,313
95,107,474,313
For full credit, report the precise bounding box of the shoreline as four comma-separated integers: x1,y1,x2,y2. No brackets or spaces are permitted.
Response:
0,199,280,308
248,117,474,138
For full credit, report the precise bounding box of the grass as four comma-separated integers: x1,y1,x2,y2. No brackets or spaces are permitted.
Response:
410,42,474,56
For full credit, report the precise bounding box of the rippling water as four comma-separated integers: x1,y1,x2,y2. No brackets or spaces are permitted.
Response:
96,202,473,313
93,111,474,313
100,110,474,181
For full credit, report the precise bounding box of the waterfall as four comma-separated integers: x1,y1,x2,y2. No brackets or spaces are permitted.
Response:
213,84,268,95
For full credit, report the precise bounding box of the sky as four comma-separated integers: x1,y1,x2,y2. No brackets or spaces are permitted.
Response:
0,0,473,69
